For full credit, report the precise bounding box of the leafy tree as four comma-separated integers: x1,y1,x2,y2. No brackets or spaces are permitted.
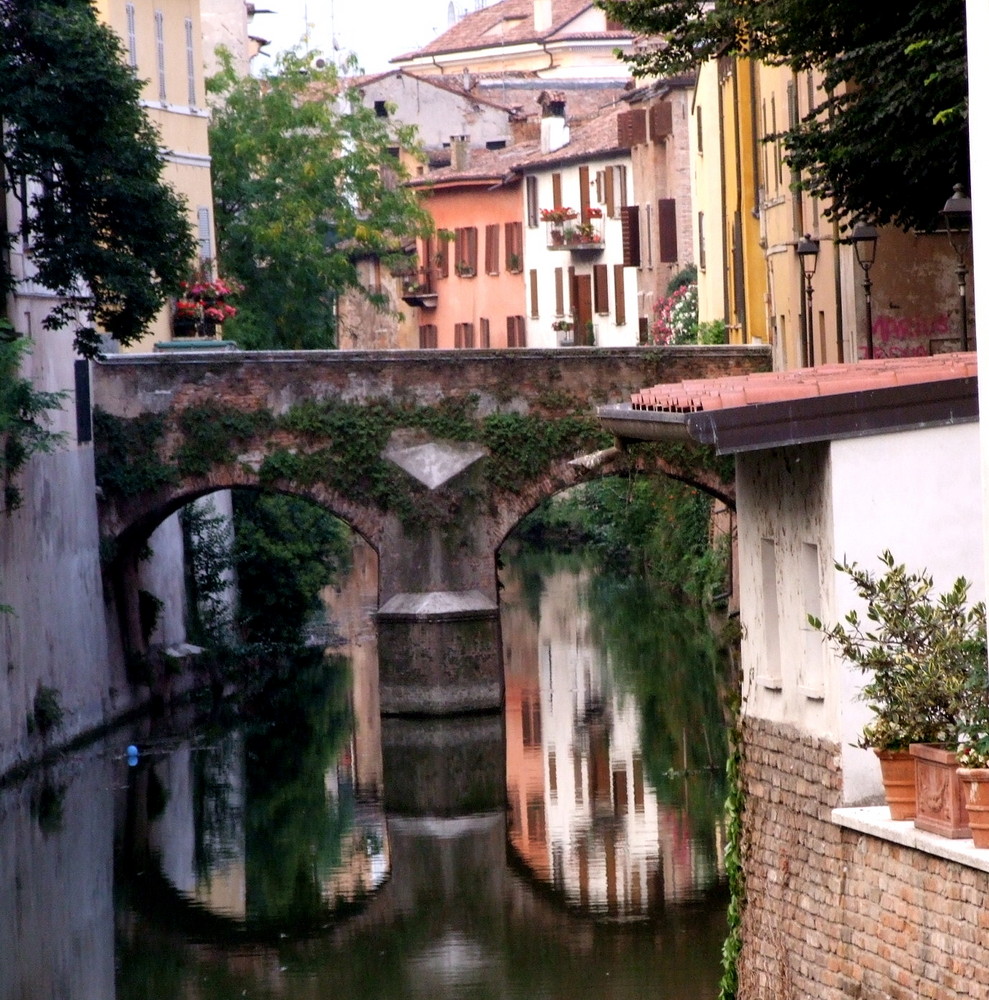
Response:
231,492,350,647
207,49,433,349
0,0,196,357
598,0,969,231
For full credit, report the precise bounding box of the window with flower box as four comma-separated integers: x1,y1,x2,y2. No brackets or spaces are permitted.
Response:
455,227,478,277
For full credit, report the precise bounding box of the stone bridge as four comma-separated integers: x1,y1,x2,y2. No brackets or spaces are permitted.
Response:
93,346,770,713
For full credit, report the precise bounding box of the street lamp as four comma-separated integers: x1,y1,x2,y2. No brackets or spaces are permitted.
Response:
942,183,972,352
797,233,820,367
851,221,878,360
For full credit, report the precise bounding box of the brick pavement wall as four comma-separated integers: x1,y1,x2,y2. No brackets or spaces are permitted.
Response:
740,717,989,1000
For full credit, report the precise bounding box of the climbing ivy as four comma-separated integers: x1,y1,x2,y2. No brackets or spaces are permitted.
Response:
93,409,175,499
719,718,746,1000
175,403,274,478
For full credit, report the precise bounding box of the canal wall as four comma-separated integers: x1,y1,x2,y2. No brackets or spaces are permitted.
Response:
0,334,135,779
738,718,989,1000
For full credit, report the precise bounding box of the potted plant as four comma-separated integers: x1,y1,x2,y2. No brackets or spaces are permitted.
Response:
955,618,989,845
811,552,976,823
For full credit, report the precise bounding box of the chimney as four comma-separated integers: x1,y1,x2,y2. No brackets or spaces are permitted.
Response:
451,134,470,171
538,92,569,154
534,0,552,33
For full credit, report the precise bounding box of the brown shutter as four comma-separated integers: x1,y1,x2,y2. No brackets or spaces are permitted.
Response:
486,224,499,274
515,316,527,348
613,265,625,325
468,227,478,273
579,166,590,222
698,211,706,270
621,108,646,146
621,206,641,267
648,100,673,141
436,237,449,278
507,315,517,348
593,264,609,314
419,324,437,348
604,166,615,218
506,222,522,271
526,175,539,227
658,198,678,263
529,268,539,318
552,172,562,209
454,322,463,348
465,322,474,348
554,267,564,315
480,317,490,348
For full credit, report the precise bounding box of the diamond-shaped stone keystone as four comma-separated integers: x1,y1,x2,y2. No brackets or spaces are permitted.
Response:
382,430,488,490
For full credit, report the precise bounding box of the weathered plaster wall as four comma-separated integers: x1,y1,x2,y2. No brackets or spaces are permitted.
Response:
0,338,130,778
739,718,989,1000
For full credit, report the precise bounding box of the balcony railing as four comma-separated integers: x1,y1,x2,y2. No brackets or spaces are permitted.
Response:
546,217,605,252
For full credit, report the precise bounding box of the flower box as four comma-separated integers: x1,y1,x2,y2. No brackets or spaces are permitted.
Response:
910,743,970,838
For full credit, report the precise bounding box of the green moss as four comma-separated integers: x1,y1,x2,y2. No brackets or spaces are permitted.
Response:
93,409,176,499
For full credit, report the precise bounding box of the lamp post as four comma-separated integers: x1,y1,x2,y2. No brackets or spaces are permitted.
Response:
797,233,820,367
851,221,878,360
942,183,972,352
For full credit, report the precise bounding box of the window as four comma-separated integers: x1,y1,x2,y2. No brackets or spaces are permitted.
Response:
479,318,491,348
612,265,625,325
507,315,527,347
485,224,500,275
125,4,137,67
698,211,706,271
578,166,590,221
526,176,539,227
554,268,565,315
551,172,562,210
648,100,673,141
617,108,647,147
529,269,539,318
435,233,451,278
604,166,616,218
593,264,609,314
760,538,783,689
374,100,388,118
504,222,523,272
644,203,653,267
419,324,438,348
455,322,475,348
154,9,166,102
197,207,212,262
696,104,704,154
454,227,477,276
185,17,196,106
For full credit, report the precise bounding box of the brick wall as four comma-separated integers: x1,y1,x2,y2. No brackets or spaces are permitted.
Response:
740,717,989,1000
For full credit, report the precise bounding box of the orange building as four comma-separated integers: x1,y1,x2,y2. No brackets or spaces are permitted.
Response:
405,141,532,348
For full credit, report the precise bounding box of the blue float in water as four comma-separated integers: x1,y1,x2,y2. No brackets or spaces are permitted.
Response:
126,744,139,766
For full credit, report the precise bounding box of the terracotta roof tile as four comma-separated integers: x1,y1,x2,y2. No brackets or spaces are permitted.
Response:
630,354,979,413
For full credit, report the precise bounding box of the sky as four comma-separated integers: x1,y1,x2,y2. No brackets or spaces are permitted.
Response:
250,0,458,74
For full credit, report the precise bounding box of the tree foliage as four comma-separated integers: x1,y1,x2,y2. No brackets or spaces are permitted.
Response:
207,49,433,349
598,0,969,231
0,0,196,357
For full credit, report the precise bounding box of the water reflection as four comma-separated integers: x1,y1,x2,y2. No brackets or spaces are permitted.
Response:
0,539,729,1000
501,546,728,919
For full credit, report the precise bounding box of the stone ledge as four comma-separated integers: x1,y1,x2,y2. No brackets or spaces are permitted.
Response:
377,590,498,619
833,806,989,873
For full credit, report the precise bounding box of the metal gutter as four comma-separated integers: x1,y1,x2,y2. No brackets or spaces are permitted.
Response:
597,376,980,455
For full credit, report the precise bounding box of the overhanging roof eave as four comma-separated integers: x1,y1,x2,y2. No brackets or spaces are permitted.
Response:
598,376,980,455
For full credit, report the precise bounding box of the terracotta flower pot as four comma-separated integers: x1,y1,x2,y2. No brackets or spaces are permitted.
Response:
874,748,916,820
957,768,989,848
910,743,970,838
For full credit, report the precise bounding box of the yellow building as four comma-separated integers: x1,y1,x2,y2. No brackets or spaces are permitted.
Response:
95,0,217,350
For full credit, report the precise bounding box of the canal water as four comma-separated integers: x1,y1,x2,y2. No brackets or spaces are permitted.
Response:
0,543,730,1000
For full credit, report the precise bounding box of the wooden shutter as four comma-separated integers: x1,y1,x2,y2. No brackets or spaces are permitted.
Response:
617,109,646,147
593,264,609,314
436,237,449,278
467,227,478,273
613,265,625,325
621,206,641,267
486,224,500,274
698,211,706,270
515,316,527,347
480,318,490,348
658,198,678,263
649,100,673,141
529,268,539,318
464,322,474,348
507,315,517,348
552,172,562,209
419,324,437,348
554,268,565,315
526,175,539,227
579,166,590,222
454,322,464,348
505,222,523,271
604,166,615,218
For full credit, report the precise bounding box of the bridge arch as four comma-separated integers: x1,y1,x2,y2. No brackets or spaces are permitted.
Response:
93,347,767,712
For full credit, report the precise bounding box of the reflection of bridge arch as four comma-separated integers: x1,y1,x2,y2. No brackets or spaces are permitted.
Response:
95,348,768,712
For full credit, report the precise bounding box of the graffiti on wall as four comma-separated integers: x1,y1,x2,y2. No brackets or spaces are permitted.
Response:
865,313,955,359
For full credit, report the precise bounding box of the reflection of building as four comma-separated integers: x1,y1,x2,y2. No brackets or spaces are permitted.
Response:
502,558,721,918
